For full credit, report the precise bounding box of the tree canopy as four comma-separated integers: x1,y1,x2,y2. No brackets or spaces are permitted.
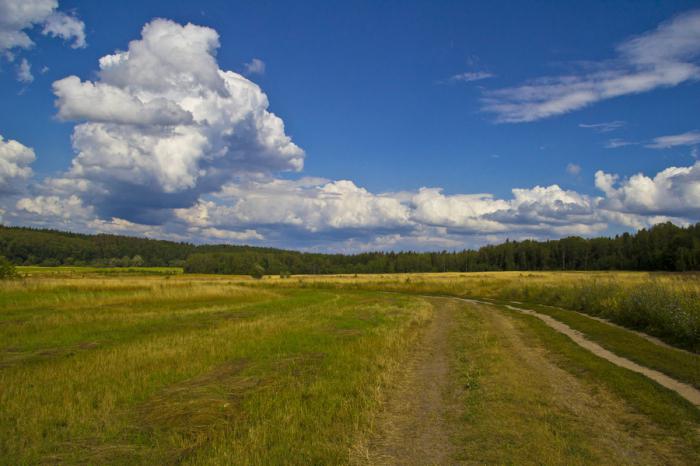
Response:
3,222,700,274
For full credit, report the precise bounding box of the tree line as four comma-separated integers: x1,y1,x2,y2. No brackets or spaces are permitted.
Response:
2,222,700,274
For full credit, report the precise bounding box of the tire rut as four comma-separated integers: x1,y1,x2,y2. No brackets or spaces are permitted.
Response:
458,297,700,407
362,298,455,465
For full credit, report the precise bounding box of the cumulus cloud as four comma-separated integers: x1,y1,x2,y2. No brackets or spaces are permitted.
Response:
50,19,304,223
0,0,85,53
646,130,700,149
172,178,610,244
596,163,700,217
53,76,194,125
42,10,86,48
410,189,507,232
16,194,91,220
195,227,263,242
176,178,411,233
10,17,700,252
0,135,35,193
482,9,700,122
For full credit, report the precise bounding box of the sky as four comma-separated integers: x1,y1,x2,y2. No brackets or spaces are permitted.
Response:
1,0,700,252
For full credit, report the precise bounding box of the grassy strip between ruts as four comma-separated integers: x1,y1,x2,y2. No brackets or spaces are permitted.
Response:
0,285,432,464
509,300,700,390
449,299,700,465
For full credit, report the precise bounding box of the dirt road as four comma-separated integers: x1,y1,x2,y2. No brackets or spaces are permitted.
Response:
362,295,700,465
363,298,456,465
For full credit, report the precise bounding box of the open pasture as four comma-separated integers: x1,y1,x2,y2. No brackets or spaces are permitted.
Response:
1,270,700,464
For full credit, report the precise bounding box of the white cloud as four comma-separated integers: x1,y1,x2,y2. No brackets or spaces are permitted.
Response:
16,58,33,82
9,18,700,252
244,58,265,75
175,177,610,241
0,0,85,53
578,121,625,132
0,135,35,193
410,188,508,232
195,227,263,242
449,71,494,83
42,10,86,48
176,178,411,233
605,138,636,149
596,162,700,217
11,158,700,250
646,130,700,149
53,76,194,125
482,9,700,122
566,163,581,175
16,194,91,219
50,19,304,222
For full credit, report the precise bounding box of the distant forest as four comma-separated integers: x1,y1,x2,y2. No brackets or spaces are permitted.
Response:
2,222,700,273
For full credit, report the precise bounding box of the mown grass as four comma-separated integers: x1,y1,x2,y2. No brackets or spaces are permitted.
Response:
0,275,431,464
3,269,700,464
522,302,700,389
450,300,700,465
264,271,700,352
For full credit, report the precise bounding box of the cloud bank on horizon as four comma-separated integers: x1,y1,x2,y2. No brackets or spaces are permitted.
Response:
1,4,700,252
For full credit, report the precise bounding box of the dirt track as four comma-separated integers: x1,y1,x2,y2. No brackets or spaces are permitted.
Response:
364,298,455,465
459,298,700,406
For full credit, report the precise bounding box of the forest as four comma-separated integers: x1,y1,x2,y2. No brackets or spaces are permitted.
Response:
2,222,700,274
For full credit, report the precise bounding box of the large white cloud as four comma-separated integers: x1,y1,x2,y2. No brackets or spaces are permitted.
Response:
51,19,304,222
482,9,700,122
175,178,411,233
596,163,700,217
171,177,610,245
0,135,35,193
8,17,700,252
0,0,85,54
410,188,508,232
10,160,700,250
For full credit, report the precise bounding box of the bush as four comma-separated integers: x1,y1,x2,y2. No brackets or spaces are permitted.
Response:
250,264,265,279
0,256,18,279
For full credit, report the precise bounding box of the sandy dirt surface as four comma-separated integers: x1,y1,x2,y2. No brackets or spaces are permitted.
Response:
363,298,456,465
500,302,700,406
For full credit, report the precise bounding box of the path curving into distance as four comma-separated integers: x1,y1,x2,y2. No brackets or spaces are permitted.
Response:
455,297,700,407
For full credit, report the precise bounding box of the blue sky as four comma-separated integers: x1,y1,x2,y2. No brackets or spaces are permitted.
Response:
1,0,700,251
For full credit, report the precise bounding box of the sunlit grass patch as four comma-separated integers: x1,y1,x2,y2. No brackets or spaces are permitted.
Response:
0,276,431,464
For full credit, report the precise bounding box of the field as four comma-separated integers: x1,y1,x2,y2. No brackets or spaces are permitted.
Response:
2,270,700,464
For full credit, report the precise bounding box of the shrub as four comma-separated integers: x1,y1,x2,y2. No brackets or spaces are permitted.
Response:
250,264,265,279
0,256,18,279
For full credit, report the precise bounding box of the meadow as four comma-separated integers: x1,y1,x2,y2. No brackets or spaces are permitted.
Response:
1,269,699,464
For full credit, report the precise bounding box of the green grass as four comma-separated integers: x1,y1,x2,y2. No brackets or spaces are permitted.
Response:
450,300,700,464
0,276,431,464
515,301,700,389
274,271,700,352
3,271,700,464
17,266,183,276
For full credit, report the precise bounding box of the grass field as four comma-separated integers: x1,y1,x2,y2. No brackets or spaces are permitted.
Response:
1,269,699,464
